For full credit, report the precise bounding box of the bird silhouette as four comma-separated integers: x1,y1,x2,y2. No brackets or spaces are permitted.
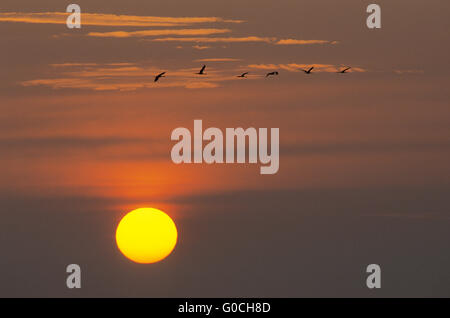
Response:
302,67,314,74
154,72,166,82
338,67,351,73
266,71,279,77
196,65,206,75
237,72,249,78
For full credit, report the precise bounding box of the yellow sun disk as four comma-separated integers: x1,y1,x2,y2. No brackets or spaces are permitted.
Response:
116,208,178,264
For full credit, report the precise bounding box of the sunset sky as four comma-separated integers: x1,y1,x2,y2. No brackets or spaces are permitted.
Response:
1,0,449,297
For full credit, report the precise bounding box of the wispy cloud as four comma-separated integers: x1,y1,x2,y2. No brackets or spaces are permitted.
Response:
193,45,211,50
21,63,229,91
88,28,231,38
149,37,337,46
22,77,221,91
184,82,220,89
248,63,366,73
0,12,337,50
150,36,276,43
276,39,337,45
0,12,244,27
195,58,242,62
20,60,368,92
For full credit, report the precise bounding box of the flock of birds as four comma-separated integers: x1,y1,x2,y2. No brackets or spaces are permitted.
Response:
153,65,352,82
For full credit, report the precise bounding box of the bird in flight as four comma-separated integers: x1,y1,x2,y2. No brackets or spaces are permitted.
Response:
237,72,249,78
154,72,166,82
338,67,351,73
302,67,314,74
196,65,207,75
266,71,279,77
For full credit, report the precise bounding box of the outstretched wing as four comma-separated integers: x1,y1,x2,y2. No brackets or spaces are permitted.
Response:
154,72,165,82
200,65,206,73
308,67,314,72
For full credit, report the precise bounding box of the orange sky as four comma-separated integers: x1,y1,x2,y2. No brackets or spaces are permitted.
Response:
1,0,450,297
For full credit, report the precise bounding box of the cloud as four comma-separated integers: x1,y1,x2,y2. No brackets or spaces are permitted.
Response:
193,45,211,50
20,63,229,91
150,36,276,43
150,37,336,46
276,39,337,45
0,12,244,27
184,82,220,89
22,77,221,91
0,12,336,51
21,78,144,91
195,58,242,62
88,28,231,38
20,60,368,92
248,63,366,73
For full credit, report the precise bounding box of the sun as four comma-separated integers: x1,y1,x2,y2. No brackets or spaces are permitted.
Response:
115,208,178,264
